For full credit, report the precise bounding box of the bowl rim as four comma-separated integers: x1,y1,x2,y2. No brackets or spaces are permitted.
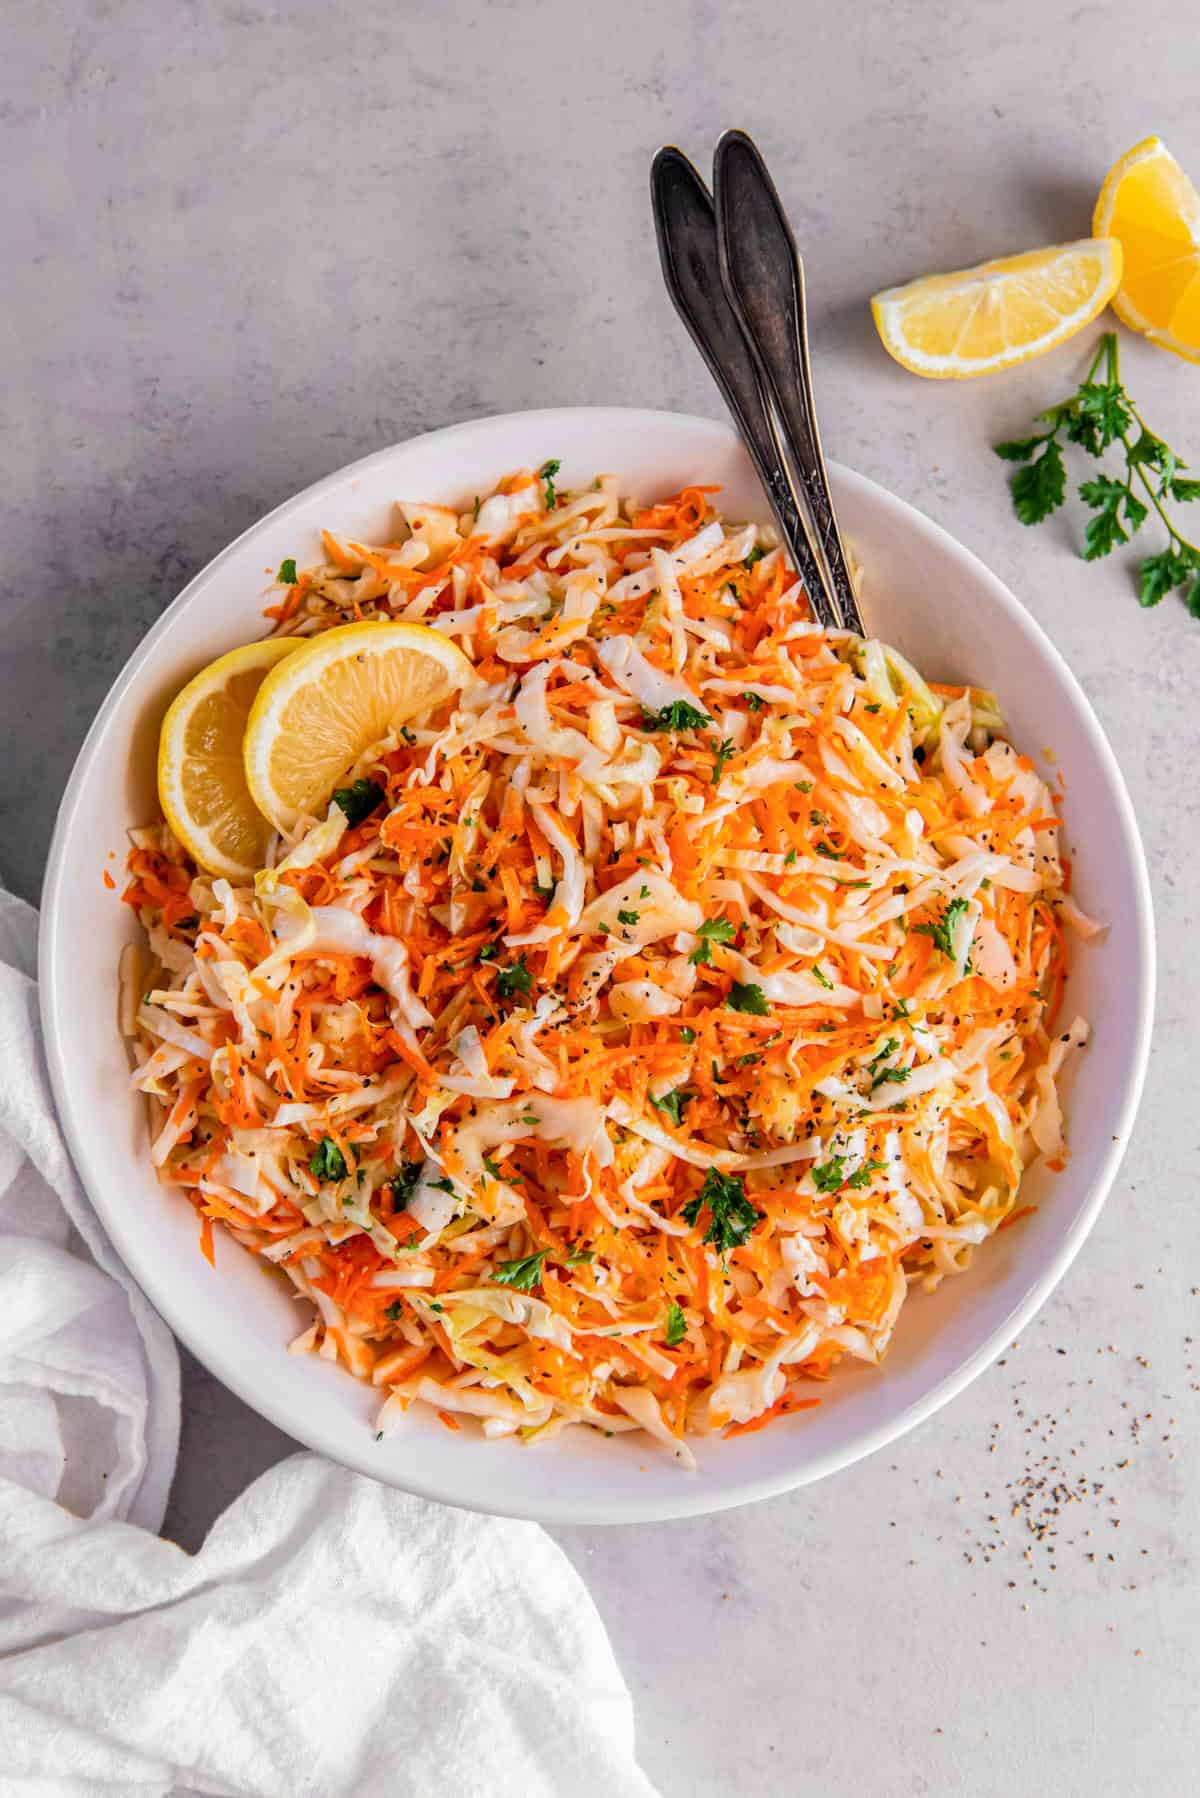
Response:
39,406,1156,1522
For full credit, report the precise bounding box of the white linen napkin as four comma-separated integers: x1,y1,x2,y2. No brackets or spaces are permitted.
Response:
0,888,658,1798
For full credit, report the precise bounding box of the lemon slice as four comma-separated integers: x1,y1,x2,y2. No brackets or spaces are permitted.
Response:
158,638,304,880
243,621,473,831
871,239,1123,379
1094,136,1200,364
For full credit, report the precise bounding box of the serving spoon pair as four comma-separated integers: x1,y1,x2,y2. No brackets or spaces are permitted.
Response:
651,130,866,637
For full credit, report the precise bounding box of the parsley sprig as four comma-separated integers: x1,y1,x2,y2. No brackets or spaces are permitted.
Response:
639,699,713,733
995,331,1200,615
682,1168,761,1256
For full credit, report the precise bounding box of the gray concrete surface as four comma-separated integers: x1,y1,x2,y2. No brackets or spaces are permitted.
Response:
4,3,1198,1793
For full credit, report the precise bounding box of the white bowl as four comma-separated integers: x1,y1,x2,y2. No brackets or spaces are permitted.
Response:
40,409,1154,1524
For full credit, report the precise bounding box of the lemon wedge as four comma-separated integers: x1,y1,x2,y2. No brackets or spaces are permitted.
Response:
157,638,304,880
1094,136,1200,364
871,238,1123,379
243,621,473,832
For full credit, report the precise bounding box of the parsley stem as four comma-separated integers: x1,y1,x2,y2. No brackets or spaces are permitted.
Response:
1104,336,1200,559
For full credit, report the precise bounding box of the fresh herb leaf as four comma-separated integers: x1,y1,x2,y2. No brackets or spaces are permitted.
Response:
814,841,843,860
482,1155,504,1179
430,1175,456,1194
664,1301,688,1347
385,1300,403,1321
1007,438,1068,525
707,735,736,785
1139,546,1200,608
994,433,1051,462
727,980,769,1015
811,962,833,990
811,1155,847,1193
784,848,798,865
689,916,736,965
494,1250,547,1291
617,908,641,927
846,1158,888,1190
650,1087,691,1127
309,1137,348,1182
495,955,532,999
276,557,298,584
743,545,766,569
564,1249,595,1266
540,458,561,509
477,941,499,962
742,690,765,711
679,1026,696,1043
913,896,970,960
389,1160,423,1209
639,699,712,732
682,1168,761,1255
333,778,386,827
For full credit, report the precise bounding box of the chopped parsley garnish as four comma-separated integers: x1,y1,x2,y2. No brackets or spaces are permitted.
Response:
682,1168,761,1255
797,779,814,794
472,494,481,521
871,1065,911,1094
534,880,555,904
846,1159,888,1190
494,1249,547,1291
743,545,766,569
811,1155,847,1193
727,980,770,1015
649,1088,691,1127
784,848,798,866
429,1175,456,1194
482,1155,504,1179
617,908,641,927
539,457,561,509
679,1025,697,1043
664,1301,688,1347
385,1300,403,1321
639,883,651,898
742,690,765,710
639,699,712,732
388,1160,423,1209
309,1137,348,1182
477,941,499,962
707,735,736,785
811,962,833,990
564,1249,595,1266
913,896,970,960
688,916,737,966
276,557,298,585
332,778,386,827
737,1051,761,1066
814,841,843,860
495,955,532,999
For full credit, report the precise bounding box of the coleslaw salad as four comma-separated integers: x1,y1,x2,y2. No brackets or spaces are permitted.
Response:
119,467,1101,1467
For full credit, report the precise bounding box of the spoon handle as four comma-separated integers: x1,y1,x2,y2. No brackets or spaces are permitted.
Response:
713,130,866,637
650,145,841,630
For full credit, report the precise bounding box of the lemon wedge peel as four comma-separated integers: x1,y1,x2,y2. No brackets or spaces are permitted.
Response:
243,620,474,834
157,637,304,881
1094,136,1200,365
871,238,1123,380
